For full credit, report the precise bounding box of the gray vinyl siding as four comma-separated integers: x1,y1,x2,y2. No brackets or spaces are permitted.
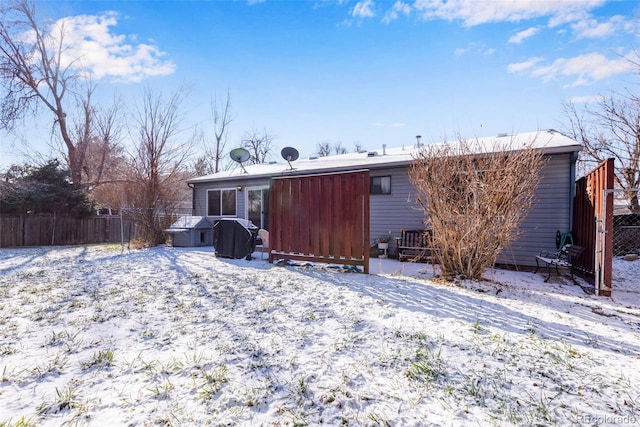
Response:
192,177,271,221
497,153,574,267
170,229,213,247
372,154,576,265
369,166,425,255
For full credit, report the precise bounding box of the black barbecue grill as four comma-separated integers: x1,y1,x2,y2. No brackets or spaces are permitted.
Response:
213,218,258,260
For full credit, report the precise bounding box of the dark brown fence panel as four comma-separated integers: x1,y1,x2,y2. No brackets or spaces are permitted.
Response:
269,170,370,273
0,215,137,248
0,215,24,247
572,158,614,296
23,215,52,246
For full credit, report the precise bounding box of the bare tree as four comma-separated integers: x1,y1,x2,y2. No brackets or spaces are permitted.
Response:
0,0,90,185
87,100,128,210
316,141,331,157
196,90,233,175
409,138,545,280
210,90,233,173
316,141,346,157
125,86,194,245
563,94,640,213
315,141,331,157
242,128,275,164
65,85,124,190
193,155,209,177
333,141,347,155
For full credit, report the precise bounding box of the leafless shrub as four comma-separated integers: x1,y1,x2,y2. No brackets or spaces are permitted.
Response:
408,137,546,280
125,86,194,245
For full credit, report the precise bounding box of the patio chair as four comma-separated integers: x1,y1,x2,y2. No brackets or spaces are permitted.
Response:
258,229,269,260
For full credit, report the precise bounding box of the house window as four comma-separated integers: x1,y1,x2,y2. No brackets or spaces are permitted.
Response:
207,189,237,216
370,176,391,194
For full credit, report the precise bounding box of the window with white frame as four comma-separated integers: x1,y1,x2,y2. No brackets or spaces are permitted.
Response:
370,176,391,194
207,189,237,216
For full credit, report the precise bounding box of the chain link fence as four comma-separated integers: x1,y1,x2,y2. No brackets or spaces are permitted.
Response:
612,189,640,257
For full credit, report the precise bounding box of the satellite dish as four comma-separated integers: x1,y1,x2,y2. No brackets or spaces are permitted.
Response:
230,147,250,163
281,147,299,162
281,146,299,169
229,147,250,173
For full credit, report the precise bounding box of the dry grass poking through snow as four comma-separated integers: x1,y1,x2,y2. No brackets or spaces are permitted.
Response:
0,245,639,426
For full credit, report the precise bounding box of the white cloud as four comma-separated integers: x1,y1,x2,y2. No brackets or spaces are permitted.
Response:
454,42,494,57
374,0,631,45
352,0,376,18
571,15,626,39
49,13,175,83
382,1,412,24
507,57,543,73
510,53,631,86
412,0,605,27
509,26,539,44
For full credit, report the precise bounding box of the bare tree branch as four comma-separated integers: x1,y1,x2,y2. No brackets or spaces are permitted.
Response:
211,89,232,173
242,128,275,164
315,141,331,157
0,0,89,185
562,93,640,213
125,86,194,245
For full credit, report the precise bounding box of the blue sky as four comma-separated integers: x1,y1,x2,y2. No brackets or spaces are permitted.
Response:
2,0,639,167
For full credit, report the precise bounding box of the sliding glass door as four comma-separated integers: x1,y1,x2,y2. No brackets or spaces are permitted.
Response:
247,187,269,230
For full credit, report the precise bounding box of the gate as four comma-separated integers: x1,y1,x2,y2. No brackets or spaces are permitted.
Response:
268,170,370,273
573,158,614,296
605,188,640,288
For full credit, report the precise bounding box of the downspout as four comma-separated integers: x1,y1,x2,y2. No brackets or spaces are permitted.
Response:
568,151,578,233
188,183,195,216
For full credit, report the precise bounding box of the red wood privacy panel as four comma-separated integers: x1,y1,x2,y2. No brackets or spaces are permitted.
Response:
572,158,614,296
268,170,370,273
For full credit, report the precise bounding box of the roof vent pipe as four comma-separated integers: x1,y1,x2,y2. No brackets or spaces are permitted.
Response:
415,135,422,148
382,144,387,155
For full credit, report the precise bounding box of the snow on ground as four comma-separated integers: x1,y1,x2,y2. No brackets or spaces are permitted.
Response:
0,244,639,426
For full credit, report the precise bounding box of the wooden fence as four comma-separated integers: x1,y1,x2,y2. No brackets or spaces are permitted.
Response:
0,214,136,248
572,158,614,296
269,170,370,273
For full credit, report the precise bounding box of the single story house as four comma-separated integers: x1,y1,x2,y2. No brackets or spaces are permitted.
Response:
187,129,582,267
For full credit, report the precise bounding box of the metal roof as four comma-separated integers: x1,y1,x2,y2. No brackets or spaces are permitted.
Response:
188,129,582,184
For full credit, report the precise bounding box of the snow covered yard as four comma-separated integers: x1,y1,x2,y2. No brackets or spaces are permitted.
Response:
0,245,639,426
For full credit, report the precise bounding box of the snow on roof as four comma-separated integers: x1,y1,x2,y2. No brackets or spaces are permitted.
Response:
165,215,213,232
188,129,582,184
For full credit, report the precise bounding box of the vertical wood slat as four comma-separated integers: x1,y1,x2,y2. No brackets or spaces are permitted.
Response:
329,174,338,257
320,176,330,256
601,160,614,296
346,173,360,258
268,170,370,273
